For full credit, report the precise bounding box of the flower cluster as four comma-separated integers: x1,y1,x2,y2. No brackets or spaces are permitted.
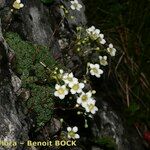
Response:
70,0,82,11
86,26,106,44
84,26,117,78
13,0,24,9
54,71,98,115
53,24,117,139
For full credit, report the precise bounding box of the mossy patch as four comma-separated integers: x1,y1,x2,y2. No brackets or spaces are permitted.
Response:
5,32,57,127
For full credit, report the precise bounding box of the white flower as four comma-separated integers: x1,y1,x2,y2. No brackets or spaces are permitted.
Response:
86,26,96,34
99,56,108,66
86,26,99,40
69,80,84,94
77,91,92,107
70,0,82,11
67,126,80,139
63,72,78,85
107,43,116,56
59,69,64,74
99,34,106,45
54,84,68,99
89,63,103,78
86,26,106,44
13,0,24,9
85,100,98,114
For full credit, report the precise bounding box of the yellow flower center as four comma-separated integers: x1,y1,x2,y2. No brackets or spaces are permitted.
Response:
109,48,113,52
101,59,106,64
58,88,65,94
69,131,75,137
81,95,88,102
92,68,98,74
72,84,79,91
67,77,73,82
88,104,95,111
91,34,98,40
73,3,78,8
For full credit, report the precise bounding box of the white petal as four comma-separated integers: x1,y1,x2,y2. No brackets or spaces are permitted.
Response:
77,89,83,94
99,56,102,60
78,4,82,8
91,110,96,114
104,56,107,60
75,134,80,139
73,78,78,83
99,34,104,39
109,43,113,48
67,127,72,132
100,69,104,74
65,90,69,95
69,72,74,77
55,84,60,90
87,91,92,97
90,70,95,76
70,89,76,94
54,91,59,97
59,69,64,74
62,85,66,89
85,107,90,112
71,5,76,10
88,99,96,105
89,64,94,68
76,7,80,11
101,39,106,44
96,74,100,78
59,94,65,99
91,26,95,31
68,82,74,88
74,0,78,3
73,126,78,132
82,102,88,108
79,83,85,89
95,64,100,68
77,98,82,104
20,3,24,8
95,29,100,34
16,0,21,3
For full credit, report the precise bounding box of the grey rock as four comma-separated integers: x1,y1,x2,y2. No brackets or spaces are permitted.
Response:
50,118,61,136
92,100,145,150
0,0,5,9
92,146,103,150
17,0,53,46
10,0,62,60
11,73,22,93
0,19,28,150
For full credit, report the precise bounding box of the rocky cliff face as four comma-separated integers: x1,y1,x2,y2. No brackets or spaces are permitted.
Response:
0,0,146,150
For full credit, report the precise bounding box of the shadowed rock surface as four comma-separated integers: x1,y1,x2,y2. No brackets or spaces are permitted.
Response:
0,20,28,150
